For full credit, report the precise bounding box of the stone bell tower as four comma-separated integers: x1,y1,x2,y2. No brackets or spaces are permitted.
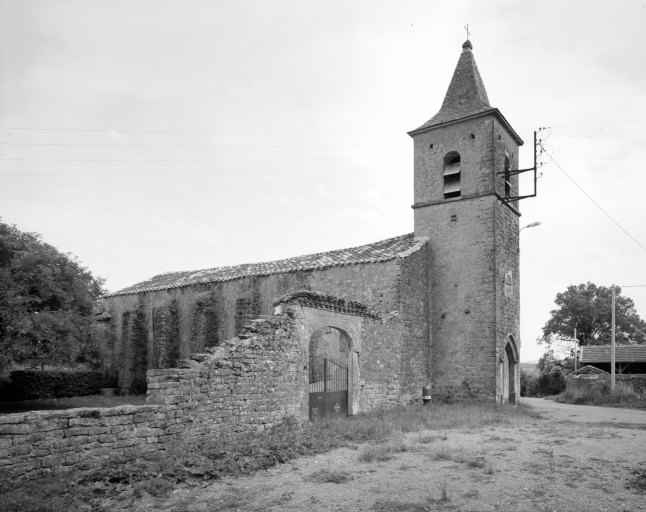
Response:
409,40,523,402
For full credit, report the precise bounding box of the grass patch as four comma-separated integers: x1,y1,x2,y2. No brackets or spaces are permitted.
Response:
555,389,646,410
359,439,411,462
428,445,459,461
428,446,487,470
306,468,353,484
0,394,146,414
359,445,395,462
628,468,646,492
372,498,438,511
416,433,447,444
1,401,534,510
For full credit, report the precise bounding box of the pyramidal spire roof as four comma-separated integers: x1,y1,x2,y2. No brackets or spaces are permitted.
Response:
409,40,521,144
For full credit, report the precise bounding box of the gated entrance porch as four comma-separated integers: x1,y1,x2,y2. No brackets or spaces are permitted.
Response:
309,354,348,420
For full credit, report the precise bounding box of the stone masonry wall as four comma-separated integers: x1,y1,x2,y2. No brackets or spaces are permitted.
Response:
107,259,407,393
567,373,646,398
0,315,306,480
397,243,431,399
412,113,520,401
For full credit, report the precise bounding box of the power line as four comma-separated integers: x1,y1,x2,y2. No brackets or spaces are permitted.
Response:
0,142,373,148
0,169,371,176
6,117,646,134
0,156,365,163
549,129,646,140
1,127,390,135
542,151,646,254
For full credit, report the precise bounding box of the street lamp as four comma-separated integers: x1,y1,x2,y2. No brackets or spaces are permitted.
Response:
520,221,542,232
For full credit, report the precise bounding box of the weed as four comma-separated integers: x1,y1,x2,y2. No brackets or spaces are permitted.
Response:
441,482,450,502
358,438,411,463
212,490,247,511
359,445,394,462
132,477,175,498
371,499,433,511
465,457,486,469
628,468,646,491
426,483,451,506
416,433,446,444
428,445,459,461
306,468,353,484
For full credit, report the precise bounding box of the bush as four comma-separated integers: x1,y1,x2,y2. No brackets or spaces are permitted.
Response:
6,370,116,401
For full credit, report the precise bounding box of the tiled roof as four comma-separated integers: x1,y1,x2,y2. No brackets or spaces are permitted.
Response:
107,233,427,297
580,345,646,363
408,41,523,145
411,40,492,132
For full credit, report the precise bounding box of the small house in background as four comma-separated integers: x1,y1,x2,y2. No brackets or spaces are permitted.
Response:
568,345,646,398
577,345,646,374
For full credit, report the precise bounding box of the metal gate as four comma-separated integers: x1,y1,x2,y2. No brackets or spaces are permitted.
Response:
309,354,348,421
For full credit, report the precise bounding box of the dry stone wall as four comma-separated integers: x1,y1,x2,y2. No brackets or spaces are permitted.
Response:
567,372,646,398
0,315,306,480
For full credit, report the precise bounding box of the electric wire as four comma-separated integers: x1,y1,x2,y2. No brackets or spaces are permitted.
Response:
0,169,370,176
0,127,390,135
4,117,646,134
0,142,373,148
542,150,646,254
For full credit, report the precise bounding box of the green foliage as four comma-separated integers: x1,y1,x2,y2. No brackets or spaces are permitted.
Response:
6,370,114,401
0,220,106,371
520,369,535,397
522,349,572,397
541,282,646,347
556,385,646,410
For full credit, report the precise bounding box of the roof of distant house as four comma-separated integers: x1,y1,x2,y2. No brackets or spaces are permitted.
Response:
107,233,427,297
579,345,646,363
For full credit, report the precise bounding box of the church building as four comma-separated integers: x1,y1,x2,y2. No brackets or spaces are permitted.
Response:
105,40,524,410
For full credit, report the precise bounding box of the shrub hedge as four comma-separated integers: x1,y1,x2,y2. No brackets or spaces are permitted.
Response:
5,370,117,401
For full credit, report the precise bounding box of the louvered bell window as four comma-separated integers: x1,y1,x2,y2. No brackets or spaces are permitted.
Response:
504,156,511,197
443,152,461,199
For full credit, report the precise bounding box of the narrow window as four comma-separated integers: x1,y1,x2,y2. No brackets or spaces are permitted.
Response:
443,151,461,199
504,156,511,197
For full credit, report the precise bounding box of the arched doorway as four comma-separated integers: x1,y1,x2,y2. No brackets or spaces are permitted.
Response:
309,326,352,420
501,336,519,404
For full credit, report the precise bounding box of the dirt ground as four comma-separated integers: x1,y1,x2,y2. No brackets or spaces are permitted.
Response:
120,398,646,512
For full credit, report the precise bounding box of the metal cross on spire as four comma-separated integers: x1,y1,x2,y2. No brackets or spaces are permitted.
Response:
464,24,471,40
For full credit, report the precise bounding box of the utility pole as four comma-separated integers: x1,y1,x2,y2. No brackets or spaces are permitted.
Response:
611,284,616,392
574,328,578,371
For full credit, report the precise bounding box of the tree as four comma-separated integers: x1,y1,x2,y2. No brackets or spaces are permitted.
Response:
0,220,106,371
541,282,646,349
526,349,574,397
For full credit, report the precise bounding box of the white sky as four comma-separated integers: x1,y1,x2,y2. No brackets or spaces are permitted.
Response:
1,0,645,362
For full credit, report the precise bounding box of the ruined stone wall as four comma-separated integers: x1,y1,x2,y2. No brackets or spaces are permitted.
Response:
0,315,306,480
567,373,646,398
107,259,408,393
